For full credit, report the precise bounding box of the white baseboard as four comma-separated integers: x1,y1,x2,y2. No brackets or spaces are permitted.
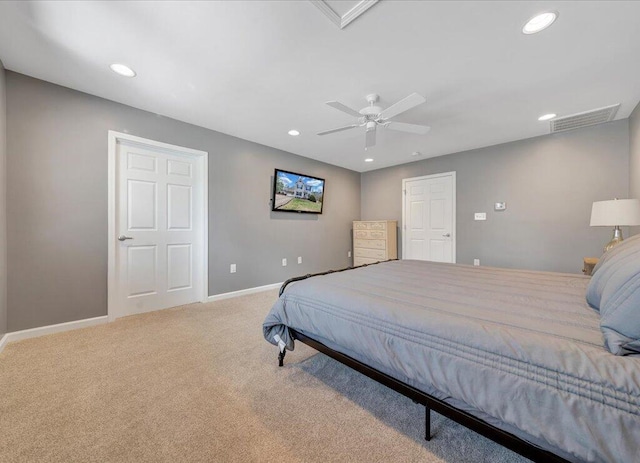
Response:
0,283,283,354
0,316,109,353
207,282,283,302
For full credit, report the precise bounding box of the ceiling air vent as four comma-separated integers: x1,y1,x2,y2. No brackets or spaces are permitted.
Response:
550,104,620,133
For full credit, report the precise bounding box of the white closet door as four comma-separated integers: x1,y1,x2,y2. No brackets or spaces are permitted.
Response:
113,139,205,317
403,172,455,262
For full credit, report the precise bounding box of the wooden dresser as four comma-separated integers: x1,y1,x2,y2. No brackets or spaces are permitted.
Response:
353,220,398,266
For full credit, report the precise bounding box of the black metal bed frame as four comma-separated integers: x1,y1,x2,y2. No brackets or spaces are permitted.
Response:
275,263,573,463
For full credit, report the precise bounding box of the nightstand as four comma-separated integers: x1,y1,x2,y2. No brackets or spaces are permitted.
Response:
583,257,599,276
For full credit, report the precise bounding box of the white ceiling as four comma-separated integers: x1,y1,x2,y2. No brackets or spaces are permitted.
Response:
0,1,639,173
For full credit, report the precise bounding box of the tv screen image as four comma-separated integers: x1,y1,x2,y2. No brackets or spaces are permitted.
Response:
272,169,325,214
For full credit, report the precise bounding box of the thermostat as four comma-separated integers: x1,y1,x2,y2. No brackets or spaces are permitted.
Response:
494,202,506,211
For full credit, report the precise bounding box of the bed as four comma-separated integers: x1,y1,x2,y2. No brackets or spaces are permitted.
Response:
263,254,640,463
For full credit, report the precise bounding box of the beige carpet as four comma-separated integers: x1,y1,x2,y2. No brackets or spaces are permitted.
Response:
0,290,528,463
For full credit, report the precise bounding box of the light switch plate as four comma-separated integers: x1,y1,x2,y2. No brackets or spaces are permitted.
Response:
474,212,487,221
494,202,506,211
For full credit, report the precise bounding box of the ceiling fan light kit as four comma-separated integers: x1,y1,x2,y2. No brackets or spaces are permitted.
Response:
318,92,430,149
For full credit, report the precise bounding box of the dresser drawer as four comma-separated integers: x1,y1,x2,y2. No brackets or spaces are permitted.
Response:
353,221,388,231
354,229,387,240
354,248,387,259
354,257,379,266
354,239,386,250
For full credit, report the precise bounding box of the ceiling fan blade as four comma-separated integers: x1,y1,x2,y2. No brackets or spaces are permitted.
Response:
365,127,376,148
379,93,426,120
317,124,360,136
385,121,431,135
326,101,362,118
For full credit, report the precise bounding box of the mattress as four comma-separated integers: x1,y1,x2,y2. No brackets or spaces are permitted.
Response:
263,260,640,463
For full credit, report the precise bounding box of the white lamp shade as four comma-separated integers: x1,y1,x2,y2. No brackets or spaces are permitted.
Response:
590,199,640,226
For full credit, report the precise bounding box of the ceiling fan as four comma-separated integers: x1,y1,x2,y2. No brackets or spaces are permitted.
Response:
317,93,430,149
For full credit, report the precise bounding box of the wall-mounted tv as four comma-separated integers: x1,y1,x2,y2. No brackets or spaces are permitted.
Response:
272,168,325,214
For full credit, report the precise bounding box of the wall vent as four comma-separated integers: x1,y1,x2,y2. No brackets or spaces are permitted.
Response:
550,104,620,133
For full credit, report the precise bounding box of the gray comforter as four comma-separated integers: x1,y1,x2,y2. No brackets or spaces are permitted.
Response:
263,260,640,463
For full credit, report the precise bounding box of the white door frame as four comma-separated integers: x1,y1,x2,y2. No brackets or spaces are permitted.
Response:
401,171,456,262
107,131,209,321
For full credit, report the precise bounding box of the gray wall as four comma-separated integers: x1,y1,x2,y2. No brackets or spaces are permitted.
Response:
361,120,630,274
6,72,360,332
0,62,6,337
630,101,640,236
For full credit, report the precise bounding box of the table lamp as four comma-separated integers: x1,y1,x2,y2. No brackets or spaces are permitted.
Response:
590,198,640,252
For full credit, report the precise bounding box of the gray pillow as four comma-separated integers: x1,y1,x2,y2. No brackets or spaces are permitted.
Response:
600,258,640,355
592,232,640,275
586,234,640,310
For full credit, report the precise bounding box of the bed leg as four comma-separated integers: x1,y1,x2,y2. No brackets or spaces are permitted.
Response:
425,406,431,441
274,334,287,367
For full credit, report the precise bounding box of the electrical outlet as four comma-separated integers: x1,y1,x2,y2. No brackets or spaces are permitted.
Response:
230,264,236,273
348,251,352,258
474,213,487,221
282,258,287,267
297,256,302,264
474,259,480,266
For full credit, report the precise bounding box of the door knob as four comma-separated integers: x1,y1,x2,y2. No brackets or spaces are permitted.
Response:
442,233,451,237
118,235,134,241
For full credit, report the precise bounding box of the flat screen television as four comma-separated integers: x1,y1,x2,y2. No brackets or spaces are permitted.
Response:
271,168,325,214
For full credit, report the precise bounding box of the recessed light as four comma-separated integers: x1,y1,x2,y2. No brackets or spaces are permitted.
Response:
110,63,136,77
522,12,558,34
411,151,422,156
538,113,557,121
288,129,300,136
364,158,374,163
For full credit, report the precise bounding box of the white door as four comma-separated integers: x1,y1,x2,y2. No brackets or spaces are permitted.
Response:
109,132,207,319
403,172,455,262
